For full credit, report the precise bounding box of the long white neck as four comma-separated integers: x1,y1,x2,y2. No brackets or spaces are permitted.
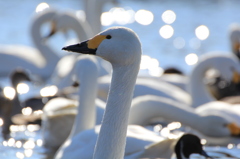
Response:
30,11,60,79
93,63,139,159
128,96,202,131
84,0,106,34
61,12,94,40
69,57,98,137
188,59,215,108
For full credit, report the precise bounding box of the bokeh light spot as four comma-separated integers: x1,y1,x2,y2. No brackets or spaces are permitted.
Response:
159,25,174,39
135,10,154,25
162,10,176,24
195,25,210,40
185,53,198,65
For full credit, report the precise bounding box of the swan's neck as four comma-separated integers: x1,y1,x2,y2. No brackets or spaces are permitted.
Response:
69,65,98,137
189,60,215,108
93,64,139,159
84,0,105,34
129,97,201,131
31,13,60,78
64,14,93,40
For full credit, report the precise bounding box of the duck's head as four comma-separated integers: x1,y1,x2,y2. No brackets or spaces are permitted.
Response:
174,134,212,159
62,27,142,66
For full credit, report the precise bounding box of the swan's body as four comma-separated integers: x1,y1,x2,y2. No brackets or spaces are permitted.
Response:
0,10,60,82
42,56,105,151
128,95,240,145
97,75,191,104
56,27,142,159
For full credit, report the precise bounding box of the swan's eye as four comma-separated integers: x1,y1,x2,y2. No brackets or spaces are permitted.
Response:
106,35,112,39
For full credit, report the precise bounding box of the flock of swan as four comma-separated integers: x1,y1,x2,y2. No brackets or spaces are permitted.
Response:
1,3,240,159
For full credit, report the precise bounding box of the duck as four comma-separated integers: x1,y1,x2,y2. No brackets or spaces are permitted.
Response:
128,133,211,159
0,9,60,83
41,55,105,152
128,95,240,146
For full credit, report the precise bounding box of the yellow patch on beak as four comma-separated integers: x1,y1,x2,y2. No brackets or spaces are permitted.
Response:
227,123,240,135
87,35,107,49
233,42,240,53
232,71,240,84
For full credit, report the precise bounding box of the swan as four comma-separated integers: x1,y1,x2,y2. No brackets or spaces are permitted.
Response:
97,52,240,108
97,75,191,104
128,95,240,146
188,52,240,108
41,55,105,151
0,9,60,82
55,26,151,159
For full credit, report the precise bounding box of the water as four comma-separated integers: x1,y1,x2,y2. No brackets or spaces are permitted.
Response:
1,0,240,158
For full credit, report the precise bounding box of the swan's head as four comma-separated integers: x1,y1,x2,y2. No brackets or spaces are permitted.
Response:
201,115,240,137
200,53,240,83
62,27,142,66
174,134,211,159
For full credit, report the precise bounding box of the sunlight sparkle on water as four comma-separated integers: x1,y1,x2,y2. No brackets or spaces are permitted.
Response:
135,10,154,25
24,149,33,158
159,25,174,39
17,83,29,94
7,138,15,147
3,86,16,100
185,53,198,65
201,139,207,145
35,2,49,13
101,7,135,26
15,141,23,148
160,127,170,137
0,118,3,126
162,10,176,24
16,152,24,159
40,85,58,97
23,140,35,149
22,107,32,116
195,25,210,40
228,143,234,149
167,122,181,130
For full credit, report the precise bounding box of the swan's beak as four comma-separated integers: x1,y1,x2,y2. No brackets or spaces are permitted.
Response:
232,71,240,84
62,41,97,55
227,122,240,137
62,35,108,55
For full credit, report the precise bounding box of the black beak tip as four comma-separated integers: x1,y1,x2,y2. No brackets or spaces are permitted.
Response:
62,47,68,51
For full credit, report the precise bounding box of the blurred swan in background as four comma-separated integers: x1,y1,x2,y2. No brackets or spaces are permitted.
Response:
42,55,105,152
98,52,240,108
128,95,240,146
189,52,240,108
0,9,60,83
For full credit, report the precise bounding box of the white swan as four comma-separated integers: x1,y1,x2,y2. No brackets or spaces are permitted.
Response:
55,26,157,159
97,75,191,104
42,55,105,151
0,9,60,82
97,52,240,108
128,95,240,146
189,52,240,108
